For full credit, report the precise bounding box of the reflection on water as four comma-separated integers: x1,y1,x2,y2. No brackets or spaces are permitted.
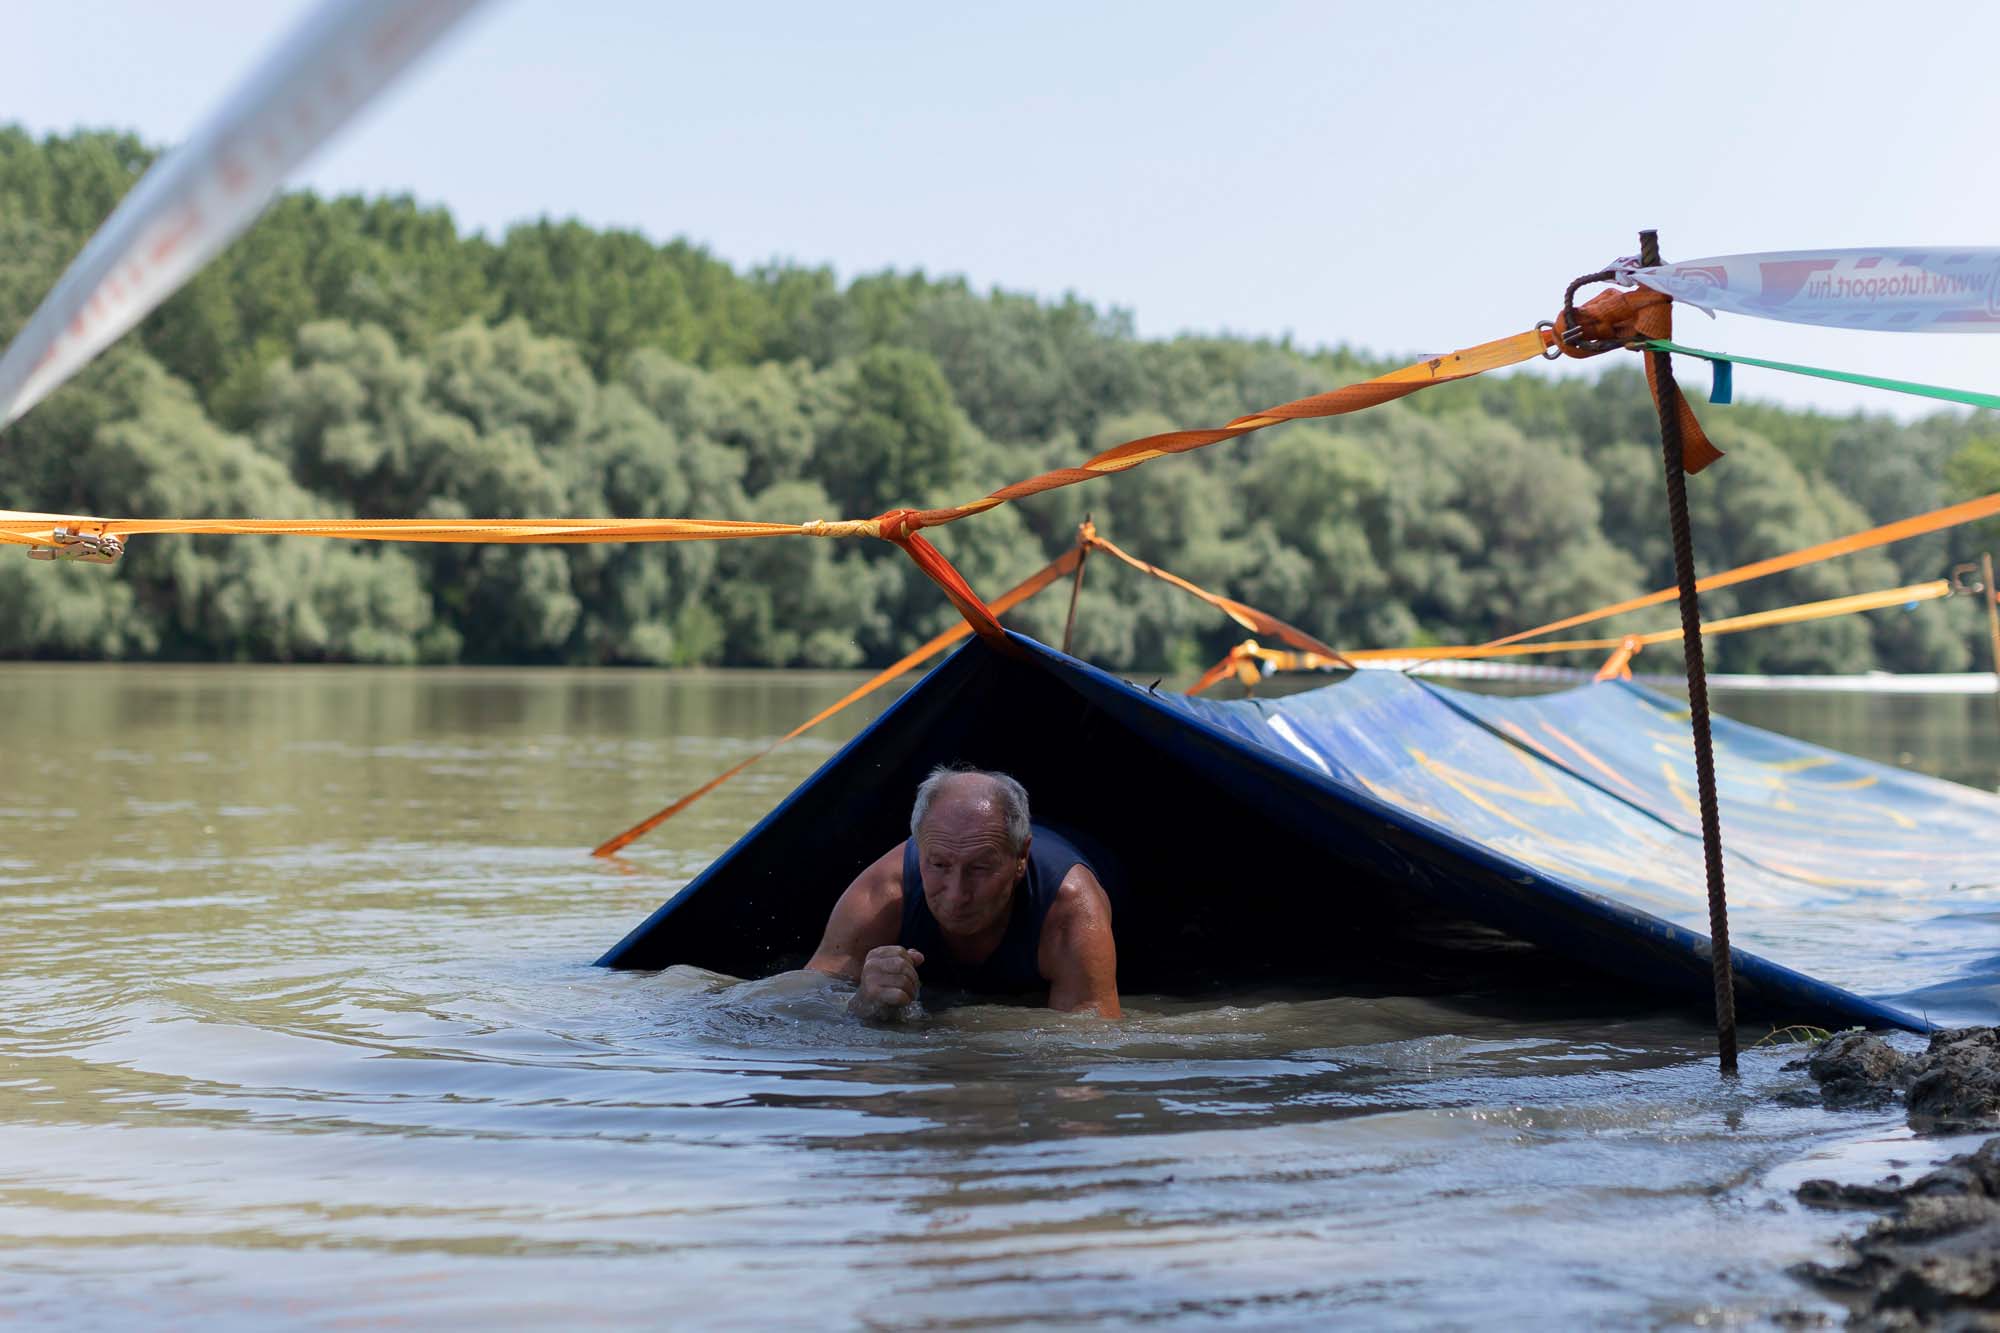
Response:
1,664,1995,1328
1706,683,2000,792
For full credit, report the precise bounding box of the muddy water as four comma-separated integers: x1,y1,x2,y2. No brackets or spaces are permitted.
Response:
1,665,1996,1329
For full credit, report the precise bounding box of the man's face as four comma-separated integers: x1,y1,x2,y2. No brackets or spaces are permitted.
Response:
915,794,1027,940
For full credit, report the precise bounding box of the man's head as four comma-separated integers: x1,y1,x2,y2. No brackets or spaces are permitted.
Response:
909,766,1032,939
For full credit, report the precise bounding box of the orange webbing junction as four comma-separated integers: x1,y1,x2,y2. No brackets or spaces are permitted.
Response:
878,516,1006,640
595,518,1357,854
595,515,1361,852
1187,579,1955,693
591,545,1081,858
1555,282,1722,475
1187,639,1348,696
1594,636,1644,682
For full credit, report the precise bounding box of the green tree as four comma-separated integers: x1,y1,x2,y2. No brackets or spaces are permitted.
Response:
488,220,699,375
0,348,434,661
5,125,1992,674
1945,433,2000,548
815,347,970,516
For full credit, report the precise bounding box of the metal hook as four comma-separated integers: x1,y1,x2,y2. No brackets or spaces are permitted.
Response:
25,526,124,565
1557,268,1628,356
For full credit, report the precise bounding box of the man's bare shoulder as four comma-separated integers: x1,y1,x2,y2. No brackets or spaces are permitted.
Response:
848,841,908,909
1057,861,1112,914
1040,859,1119,1015
1042,861,1113,951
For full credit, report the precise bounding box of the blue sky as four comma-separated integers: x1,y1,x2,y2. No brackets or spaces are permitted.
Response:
6,1,1997,419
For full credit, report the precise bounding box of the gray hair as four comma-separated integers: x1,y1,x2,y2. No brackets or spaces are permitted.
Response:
910,764,1031,852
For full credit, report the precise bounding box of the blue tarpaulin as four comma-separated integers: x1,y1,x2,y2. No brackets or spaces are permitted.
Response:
601,634,2000,1030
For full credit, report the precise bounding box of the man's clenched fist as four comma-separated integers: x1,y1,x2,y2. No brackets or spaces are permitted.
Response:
850,945,926,1021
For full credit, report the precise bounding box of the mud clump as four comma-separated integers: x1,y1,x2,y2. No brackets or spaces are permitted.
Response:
1795,1140,2000,1330
1798,1028,2000,1130
1906,1029,2000,1134
1790,1026,2000,1328
1807,1033,1914,1110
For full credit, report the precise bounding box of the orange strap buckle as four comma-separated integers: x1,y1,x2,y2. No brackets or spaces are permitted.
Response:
1548,274,1724,475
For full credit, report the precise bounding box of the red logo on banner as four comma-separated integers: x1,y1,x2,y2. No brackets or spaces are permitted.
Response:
1756,259,1838,306
1669,265,1729,293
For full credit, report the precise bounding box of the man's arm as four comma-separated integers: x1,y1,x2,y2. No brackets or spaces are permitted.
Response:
1040,866,1121,1018
805,842,924,1021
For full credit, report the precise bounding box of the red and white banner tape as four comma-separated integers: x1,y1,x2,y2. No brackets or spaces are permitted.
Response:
1623,248,2000,333
0,0,489,430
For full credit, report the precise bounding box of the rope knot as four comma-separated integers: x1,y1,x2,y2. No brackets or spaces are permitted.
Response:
874,508,918,543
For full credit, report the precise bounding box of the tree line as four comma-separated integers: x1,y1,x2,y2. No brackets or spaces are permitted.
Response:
1,126,1996,674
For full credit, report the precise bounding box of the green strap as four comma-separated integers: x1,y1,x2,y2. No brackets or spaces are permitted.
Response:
1643,339,2000,413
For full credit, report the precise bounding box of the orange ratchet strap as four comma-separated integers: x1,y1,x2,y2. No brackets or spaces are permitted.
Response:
0,326,1558,561
1479,489,2000,653
1236,580,1953,673
895,329,1557,534
1188,580,1952,693
1080,523,1354,668
0,512,804,547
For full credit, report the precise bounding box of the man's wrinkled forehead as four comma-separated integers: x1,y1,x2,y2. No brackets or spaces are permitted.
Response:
917,789,1009,842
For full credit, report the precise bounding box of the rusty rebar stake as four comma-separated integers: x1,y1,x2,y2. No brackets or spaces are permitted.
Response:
1640,228,1738,1074
1061,516,1092,656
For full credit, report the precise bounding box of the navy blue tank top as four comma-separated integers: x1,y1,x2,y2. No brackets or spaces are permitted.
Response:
899,823,1102,995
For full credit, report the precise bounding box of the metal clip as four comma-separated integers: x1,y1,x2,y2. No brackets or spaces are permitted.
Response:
1950,562,1985,596
1556,268,1628,357
26,526,124,565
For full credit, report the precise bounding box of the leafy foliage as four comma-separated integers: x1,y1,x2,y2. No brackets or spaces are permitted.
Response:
2,128,1996,672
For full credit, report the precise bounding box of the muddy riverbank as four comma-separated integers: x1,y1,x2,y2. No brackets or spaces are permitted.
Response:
1794,1028,2000,1328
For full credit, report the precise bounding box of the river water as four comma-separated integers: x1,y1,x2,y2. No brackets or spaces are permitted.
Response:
2,665,1996,1330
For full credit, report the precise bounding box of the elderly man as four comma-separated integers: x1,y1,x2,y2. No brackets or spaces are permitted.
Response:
804,766,1120,1020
